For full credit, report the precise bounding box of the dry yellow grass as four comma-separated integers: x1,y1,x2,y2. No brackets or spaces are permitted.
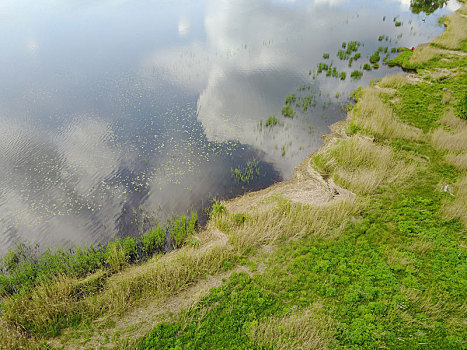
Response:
445,152,467,171
352,88,423,141
431,127,467,152
249,303,337,350
378,73,408,89
432,8,467,51
440,108,467,130
441,174,467,227
318,136,418,194
219,195,361,253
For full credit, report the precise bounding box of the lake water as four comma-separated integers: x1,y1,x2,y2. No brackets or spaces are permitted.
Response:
0,0,459,254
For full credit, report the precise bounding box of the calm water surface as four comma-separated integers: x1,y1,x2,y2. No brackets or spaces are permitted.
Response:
0,0,459,254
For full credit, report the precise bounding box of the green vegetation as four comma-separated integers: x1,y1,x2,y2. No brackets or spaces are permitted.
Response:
370,51,381,63
411,0,449,15
265,114,279,127
1,4,466,349
231,159,260,184
323,53,330,59
350,70,363,79
363,63,372,70
281,103,295,118
0,214,198,298
395,21,402,27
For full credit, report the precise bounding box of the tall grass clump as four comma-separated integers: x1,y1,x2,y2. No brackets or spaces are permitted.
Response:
378,73,408,89
249,303,338,350
314,137,416,194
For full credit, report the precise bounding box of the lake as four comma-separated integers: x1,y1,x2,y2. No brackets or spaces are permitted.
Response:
0,0,459,254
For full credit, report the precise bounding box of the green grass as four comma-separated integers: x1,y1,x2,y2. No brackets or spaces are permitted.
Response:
0,213,197,297
391,83,445,132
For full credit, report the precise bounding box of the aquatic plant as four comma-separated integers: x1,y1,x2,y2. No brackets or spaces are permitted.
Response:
317,63,329,73
265,115,278,127
332,67,338,78
285,94,297,105
370,51,381,64
337,49,349,60
340,72,347,80
323,53,330,59
395,21,402,27
282,104,295,118
231,159,260,185
350,70,363,79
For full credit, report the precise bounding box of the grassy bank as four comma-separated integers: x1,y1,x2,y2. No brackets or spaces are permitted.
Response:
1,4,466,350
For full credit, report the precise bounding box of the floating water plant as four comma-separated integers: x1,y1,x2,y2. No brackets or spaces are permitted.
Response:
363,63,372,70
370,51,381,63
395,21,402,27
285,94,297,105
265,115,282,128
350,70,363,79
340,72,347,80
332,67,338,78
323,53,330,59
282,104,295,118
317,63,329,73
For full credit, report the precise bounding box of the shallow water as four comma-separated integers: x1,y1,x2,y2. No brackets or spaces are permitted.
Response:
0,0,459,254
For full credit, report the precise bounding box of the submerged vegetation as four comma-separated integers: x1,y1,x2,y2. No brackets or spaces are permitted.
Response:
1,3,466,349
231,159,260,185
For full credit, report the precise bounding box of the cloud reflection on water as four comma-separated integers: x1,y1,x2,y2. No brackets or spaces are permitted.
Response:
146,0,448,178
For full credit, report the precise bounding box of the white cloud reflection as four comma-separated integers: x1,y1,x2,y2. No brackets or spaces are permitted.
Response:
144,0,444,178
0,114,127,253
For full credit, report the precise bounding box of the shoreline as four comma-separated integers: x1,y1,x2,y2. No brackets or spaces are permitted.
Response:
1,3,466,348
